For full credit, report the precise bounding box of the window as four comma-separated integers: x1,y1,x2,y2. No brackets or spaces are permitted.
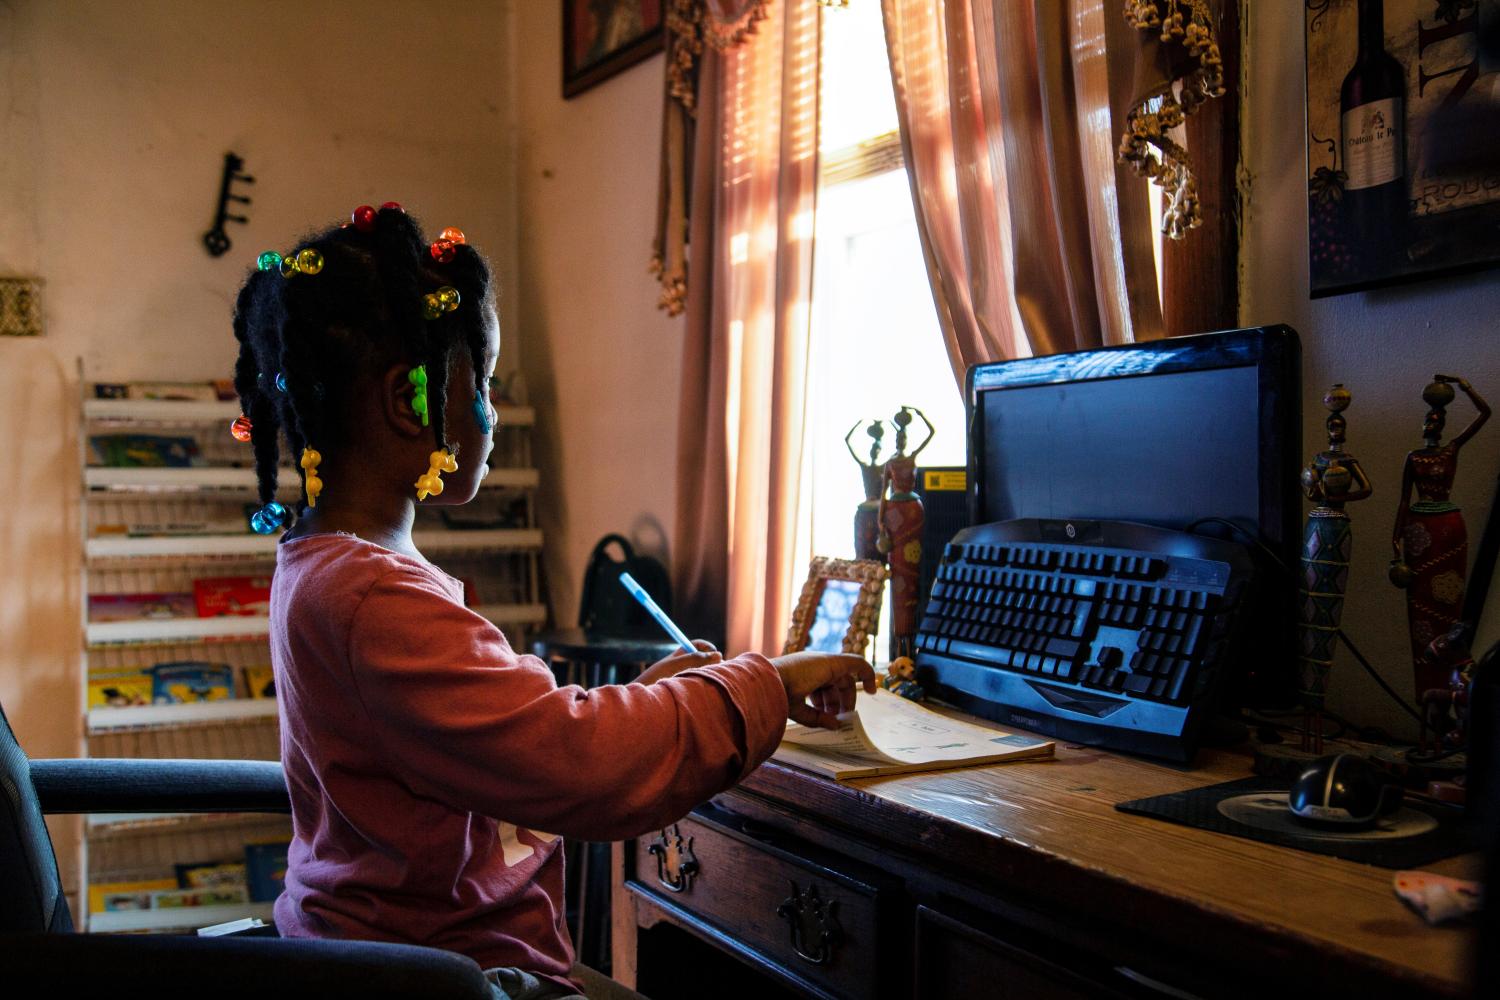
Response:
793,4,966,661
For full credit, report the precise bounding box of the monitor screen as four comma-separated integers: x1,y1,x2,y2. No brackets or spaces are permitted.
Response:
966,326,1302,706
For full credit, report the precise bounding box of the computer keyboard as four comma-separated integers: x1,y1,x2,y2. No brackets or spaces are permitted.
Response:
913,518,1254,761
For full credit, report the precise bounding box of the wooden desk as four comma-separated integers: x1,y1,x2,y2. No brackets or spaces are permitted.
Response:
612,737,1477,999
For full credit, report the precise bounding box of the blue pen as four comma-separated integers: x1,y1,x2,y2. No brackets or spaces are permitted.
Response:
618,572,696,653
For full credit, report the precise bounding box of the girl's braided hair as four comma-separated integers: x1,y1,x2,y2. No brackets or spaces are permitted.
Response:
231,207,492,513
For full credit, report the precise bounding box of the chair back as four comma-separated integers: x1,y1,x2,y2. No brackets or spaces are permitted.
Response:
0,701,72,932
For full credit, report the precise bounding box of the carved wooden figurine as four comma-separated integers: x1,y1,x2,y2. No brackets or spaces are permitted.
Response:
1297,384,1373,752
845,419,886,562
877,406,933,661
1390,376,1490,701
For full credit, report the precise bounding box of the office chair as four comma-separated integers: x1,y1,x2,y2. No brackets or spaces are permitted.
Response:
0,699,491,998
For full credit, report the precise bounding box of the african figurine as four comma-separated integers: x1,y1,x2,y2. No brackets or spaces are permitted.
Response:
1297,385,1373,752
878,406,934,661
846,419,887,562
1390,375,1490,702
1417,624,1476,756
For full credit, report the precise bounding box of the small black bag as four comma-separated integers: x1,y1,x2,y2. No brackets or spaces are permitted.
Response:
577,534,673,633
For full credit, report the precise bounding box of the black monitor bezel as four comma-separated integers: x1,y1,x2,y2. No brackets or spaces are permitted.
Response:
963,324,1302,706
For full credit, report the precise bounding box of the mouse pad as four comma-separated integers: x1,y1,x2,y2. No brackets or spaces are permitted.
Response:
1115,777,1476,868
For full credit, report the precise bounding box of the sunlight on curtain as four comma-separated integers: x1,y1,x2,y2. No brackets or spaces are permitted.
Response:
791,3,967,662
715,0,822,655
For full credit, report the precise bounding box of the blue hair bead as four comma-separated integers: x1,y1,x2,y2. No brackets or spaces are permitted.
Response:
275,373,288,393
250,501,287,535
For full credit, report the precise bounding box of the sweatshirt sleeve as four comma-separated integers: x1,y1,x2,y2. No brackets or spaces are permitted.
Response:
344,565,787,841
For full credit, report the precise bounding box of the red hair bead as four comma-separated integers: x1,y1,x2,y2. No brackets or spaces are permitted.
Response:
352,204,377,232
438,227,466,245
230,415,253,442
429,241,456,263
381,201,403,212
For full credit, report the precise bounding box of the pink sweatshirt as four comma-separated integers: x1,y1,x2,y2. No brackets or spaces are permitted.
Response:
269,533,787,985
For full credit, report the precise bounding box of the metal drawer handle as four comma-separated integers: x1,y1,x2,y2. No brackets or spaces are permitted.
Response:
647,825,699,893
776,881,842,965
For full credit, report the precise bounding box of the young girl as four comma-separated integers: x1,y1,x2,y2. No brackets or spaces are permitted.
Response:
231,205,874,1000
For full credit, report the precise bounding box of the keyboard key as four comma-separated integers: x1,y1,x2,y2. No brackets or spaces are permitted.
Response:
1044,637,1080,660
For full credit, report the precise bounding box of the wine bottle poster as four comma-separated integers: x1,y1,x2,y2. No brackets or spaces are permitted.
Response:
1305,0,1500,297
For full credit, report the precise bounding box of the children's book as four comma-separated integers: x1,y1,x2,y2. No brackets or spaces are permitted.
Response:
244,841,291,902
88,433,203,468
90,878,178,913
126,381,220,402
193,575,272,617
243,665,276,699
93,517,252,537
773,687,1053,780
175,860,248,890
152,662,236,704
151,886,248,909
87,670,154,708
88,592,196,622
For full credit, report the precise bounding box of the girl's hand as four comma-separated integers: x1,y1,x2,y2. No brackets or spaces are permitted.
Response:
770,651,877,729
636,640,722,685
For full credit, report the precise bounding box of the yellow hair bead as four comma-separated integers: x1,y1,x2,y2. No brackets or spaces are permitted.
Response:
296,248,324,275
422,294,443,321
300,447,323,508
414,448,459,501
437,286,460,311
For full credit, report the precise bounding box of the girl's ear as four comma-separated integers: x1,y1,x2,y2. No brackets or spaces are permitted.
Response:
381,363,426,438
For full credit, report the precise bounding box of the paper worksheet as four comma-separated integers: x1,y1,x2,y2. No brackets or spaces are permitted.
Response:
775,687,1052,779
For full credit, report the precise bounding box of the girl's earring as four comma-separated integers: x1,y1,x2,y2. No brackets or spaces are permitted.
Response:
415,449,459,501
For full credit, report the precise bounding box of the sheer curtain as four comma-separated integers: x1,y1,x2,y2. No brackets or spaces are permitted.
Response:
673,0,821,655
881,0,1163,381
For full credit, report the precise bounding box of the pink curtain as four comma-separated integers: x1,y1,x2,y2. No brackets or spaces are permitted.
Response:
881,0,1162,380
674,0,821,655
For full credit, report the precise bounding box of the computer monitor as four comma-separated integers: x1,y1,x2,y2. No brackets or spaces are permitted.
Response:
965,325,1302,707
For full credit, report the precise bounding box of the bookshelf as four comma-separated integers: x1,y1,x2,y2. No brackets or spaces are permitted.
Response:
79,379,549,932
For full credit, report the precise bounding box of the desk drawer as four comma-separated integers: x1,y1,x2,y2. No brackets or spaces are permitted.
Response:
629,804,893,1000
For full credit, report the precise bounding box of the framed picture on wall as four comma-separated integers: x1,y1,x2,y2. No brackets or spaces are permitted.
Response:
563,0,664,99
1304,0,1500,297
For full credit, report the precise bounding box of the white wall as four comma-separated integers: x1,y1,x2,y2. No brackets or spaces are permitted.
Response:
0,0,516,893
1241,2,1500,737
512,3,681,628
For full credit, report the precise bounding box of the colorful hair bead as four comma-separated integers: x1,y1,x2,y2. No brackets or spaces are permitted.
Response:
280,253,298,277
230,414,253,442
275,373,288,393
382,201,404,212
472,389,492,434
415,449,459,501
429,241,456,264
300,447,323,508
438,227,467,245
296,248,324,275
256,251,282,272
409,365,429,427
250,501,287,534
422,285,461,320
352,204,377,232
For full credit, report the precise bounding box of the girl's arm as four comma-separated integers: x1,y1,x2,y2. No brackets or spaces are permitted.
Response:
347,566,789,842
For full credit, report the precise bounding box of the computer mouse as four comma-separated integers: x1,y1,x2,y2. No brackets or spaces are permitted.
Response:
1288,753,1403,830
